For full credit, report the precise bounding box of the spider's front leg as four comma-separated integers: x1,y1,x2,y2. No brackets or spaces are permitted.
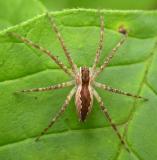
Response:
93,32,128,79
35,87,76,141
93,89,130,152
46,13,78,75
92,15,104,71
8,32,74,77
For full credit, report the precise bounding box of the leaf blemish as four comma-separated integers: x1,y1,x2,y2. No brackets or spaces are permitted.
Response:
118,25,128,35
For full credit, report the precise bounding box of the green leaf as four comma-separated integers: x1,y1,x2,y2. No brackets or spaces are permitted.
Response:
0,0,46,30
0,9,157,160
40,0,157,10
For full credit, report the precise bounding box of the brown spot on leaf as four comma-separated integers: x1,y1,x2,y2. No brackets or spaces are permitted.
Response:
118,25,128,35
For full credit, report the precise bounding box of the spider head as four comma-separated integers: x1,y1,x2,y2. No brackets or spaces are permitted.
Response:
81,67,90,84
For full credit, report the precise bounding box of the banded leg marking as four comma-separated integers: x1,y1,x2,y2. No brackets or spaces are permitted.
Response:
94,34,128,79
92,15,104,72
93,89,130,152
17,81,74,93
35,87,76,141
47,13,78,75
94,82,148,101
8,32,73,77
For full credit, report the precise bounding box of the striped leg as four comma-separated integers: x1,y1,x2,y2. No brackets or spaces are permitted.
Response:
92,16,104,71
8,32,73,77
16,81,74,93
35,87,76,141
93,89,130,152
94,33,128,79
47,13,78,75
94,82,148,101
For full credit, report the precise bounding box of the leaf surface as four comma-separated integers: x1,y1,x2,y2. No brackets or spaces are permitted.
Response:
40,0,157,10
0,9,157,160
0,0,46,30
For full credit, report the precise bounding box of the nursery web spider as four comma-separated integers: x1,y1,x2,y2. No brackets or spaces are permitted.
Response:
9,13,147,152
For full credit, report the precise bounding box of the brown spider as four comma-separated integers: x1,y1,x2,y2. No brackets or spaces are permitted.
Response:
9,13,147,152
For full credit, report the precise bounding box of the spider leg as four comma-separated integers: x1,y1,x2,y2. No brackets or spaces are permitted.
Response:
16,81,74,93
93,89,130,152
94,82,148,101
35,87,76,141
47,13,78,75
92,15,104,71
8,32,74,77
94,33,128,79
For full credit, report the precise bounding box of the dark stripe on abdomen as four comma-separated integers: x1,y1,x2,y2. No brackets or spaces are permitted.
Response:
80,85,91,121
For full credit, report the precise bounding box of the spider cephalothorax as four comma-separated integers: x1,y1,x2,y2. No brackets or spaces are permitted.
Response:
9,13,147,152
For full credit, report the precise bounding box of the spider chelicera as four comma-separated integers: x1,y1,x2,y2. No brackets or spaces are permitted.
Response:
9,13,147,152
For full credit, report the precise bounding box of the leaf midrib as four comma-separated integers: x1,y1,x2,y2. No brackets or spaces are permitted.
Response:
1,9,157,39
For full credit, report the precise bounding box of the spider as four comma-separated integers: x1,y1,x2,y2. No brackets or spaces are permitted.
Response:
9,13,147,152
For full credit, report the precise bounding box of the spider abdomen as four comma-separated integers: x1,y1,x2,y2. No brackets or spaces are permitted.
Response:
75,85,93,121
75,67,93,121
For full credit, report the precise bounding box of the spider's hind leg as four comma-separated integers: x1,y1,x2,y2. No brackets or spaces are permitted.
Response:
35,87,76,141
93,89,130,152
94,82,148,101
